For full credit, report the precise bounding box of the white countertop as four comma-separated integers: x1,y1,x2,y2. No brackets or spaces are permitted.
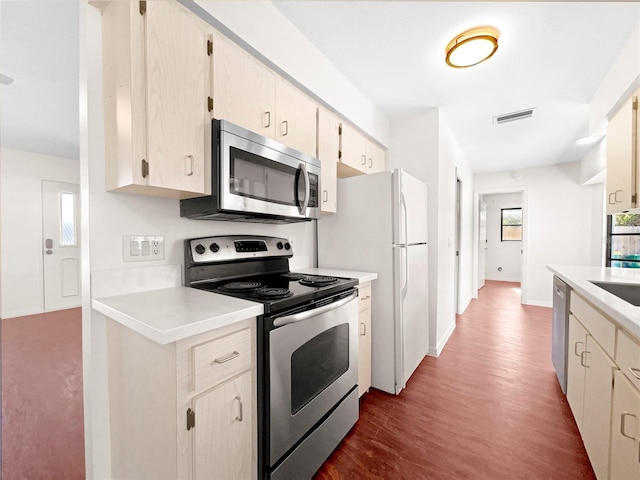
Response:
297,267,378,284
547,265,640,338
92,287,263,345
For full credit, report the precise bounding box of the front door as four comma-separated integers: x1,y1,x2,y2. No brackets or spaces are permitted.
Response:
42,180,80,311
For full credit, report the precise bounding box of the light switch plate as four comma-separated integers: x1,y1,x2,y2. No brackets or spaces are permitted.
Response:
123,235,164,262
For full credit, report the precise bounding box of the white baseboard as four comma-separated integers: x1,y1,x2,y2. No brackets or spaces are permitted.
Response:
1,306,44,319
458,295,472,314
485,276,521,283
427,320,456,357
523,299,552,308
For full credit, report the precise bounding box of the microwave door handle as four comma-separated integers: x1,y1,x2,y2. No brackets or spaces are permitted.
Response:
297,163,310,215
272,292,357,327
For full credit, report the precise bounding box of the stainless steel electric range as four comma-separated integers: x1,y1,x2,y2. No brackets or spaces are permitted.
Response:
184,235,360,479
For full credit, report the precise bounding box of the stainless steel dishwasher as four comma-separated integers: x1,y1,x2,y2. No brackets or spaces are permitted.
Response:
552,276,571,394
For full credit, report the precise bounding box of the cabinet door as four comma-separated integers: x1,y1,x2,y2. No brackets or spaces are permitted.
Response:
193,372,252,480
275,77,318,157
582,335,617,480
317,107,339,213
211,31,276,139
358,284,372,397
567,314,588,433
339,122,367,176
606,93,638,215
145,1,211,196
366,140,386,174
611,370,640,480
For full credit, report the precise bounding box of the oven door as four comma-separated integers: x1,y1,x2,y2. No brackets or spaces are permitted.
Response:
268,291,358,466
218,122,320,220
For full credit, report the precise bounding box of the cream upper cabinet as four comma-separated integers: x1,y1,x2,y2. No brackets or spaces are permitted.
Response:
366,140,386,174
611,370,640,480
211,30,276,139
606,90,639,215
339,122,368,176
275,77,318,158
317,107,340,213
102,0,212,199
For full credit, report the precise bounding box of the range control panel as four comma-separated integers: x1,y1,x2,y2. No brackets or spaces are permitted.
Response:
187,235,292,264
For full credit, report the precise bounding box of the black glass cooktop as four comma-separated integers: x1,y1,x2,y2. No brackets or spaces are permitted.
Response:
192,272,358,314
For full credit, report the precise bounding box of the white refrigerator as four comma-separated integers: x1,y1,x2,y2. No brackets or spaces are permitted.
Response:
318,168,429,394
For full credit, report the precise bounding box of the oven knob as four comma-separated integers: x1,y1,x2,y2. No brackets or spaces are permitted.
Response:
277,242,284,250
284,242,291,250
194,244,206,255
210,243,220,253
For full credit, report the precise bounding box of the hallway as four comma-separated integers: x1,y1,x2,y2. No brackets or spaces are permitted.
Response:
315,281,595,479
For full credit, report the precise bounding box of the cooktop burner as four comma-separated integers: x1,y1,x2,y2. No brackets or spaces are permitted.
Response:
255,287,293,299
220,281,263,292
280,272,305,280
299,275,338,287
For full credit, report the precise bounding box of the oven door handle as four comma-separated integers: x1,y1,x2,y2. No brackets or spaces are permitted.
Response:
272,292,358,327
297,163,310,215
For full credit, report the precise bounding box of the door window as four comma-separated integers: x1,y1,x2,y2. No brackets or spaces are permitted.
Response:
290,324,349,415
608,213,640,268
60,192,76,246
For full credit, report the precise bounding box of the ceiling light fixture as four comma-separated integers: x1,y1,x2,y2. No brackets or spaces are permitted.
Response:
0,73,14,85
445,26,499,68
576,136,603,146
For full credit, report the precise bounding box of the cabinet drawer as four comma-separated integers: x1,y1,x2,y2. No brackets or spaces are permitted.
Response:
358,284,371,312
192,328,251,391
617,329,640,390
570,292,616,358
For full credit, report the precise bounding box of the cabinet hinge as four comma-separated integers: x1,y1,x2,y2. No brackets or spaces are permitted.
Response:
207,39,213,56
141,159,149,179
633,193,637,204
139,0,146,15
208,97,213,113
338,150,342,159
338,125,342,135
633,97,638,111
187,408,195,431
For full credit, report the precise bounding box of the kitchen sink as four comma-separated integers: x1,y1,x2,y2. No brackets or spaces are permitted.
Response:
590,281,640,306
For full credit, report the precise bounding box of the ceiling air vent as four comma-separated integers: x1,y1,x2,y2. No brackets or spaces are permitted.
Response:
493,108,535,125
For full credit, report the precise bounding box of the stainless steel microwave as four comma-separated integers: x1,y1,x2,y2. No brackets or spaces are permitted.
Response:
180,120,320,223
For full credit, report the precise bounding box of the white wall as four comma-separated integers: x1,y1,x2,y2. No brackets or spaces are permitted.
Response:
0,148,79,318
482,193,522,282
387,109,474,356
474,162,604,307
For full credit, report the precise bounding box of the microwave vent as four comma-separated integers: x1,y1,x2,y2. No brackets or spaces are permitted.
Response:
493,108,535,125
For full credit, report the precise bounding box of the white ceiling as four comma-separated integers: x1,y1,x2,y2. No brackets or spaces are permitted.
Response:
273,1,640,172
0,2,638,172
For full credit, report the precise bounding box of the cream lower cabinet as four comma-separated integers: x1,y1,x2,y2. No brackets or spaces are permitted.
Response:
611,370,640,480
106,318,256,480
358,283,372,396
101,0,212,199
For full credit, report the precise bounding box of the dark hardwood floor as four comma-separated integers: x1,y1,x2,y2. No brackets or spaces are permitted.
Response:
315,281,595,480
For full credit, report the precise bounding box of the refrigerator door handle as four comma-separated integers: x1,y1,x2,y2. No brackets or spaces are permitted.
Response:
400,192,408,246
402,246,408,298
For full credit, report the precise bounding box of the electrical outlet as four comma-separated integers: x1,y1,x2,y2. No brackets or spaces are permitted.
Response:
123,235,165,262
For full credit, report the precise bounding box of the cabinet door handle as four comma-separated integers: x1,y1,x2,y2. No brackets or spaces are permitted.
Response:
185,155,194,176
621,413,637,440
574,341,584,357
609,192,616,205
580,350,589,368
212,351,239,364
263,111,271,128
368,157,373,168
628,367,640,380
361,154,366,166
322,190,328,203
281,120,288,137
615,190,624,202
234,395,243,422
360,322,366,336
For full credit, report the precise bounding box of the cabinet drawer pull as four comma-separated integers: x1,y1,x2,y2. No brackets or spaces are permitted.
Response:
621,412,637,440
360,295,371,301
234,395,243,422
185,155,194,176
580,350,589,368
323,190,328,202
281,120,288,137
263,111,271,128
574,341,584,357
361,154,366,166
628,367,640,380
212,351,240,364
360,322,366,336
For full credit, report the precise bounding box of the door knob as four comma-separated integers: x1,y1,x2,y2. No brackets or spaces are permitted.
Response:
45,238,53,254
